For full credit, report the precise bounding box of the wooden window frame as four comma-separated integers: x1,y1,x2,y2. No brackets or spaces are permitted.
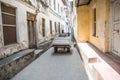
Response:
50,20,52,34
42,18,45,37
61,7,63,13
58,22,60,34
1,3,17,45
49,0,51,6
54,0,56,10
58,3,60,13
55,22,57,32
93,8,97,37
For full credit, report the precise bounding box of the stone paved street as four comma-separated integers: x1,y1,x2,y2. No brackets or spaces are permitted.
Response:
11,46,89,80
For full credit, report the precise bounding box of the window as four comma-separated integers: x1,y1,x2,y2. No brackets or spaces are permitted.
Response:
54,0,56,10
61,7,63,13
58,22,60,33
42,18,45,37
93,8,96,37
49,0,51,6
50,20,52,34
58,3,59,13
55,22,57,32
1,3,17,45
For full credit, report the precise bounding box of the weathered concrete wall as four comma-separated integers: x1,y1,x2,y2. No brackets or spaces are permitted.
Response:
36,8,61,44
0,0,68,59
0,0,36,59
0,50,35,80
77,5,89,42
36,0,67,45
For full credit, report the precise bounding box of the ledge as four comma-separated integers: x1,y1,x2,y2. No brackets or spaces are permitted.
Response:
77,42,99,63
0,49,35,80
93,62,120,80
77,42,120,80
0,49,35,67
37,40,52,49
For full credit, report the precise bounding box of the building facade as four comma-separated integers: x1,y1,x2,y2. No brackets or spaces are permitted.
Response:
75,0,120,58
0,0,69,59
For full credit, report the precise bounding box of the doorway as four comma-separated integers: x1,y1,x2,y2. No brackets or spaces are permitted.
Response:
27,12,36,48
110,0,120,57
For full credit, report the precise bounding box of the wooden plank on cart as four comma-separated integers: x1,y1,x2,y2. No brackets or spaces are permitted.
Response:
52,37,71,53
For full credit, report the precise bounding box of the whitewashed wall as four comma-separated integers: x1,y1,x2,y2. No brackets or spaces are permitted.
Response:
0,0,36,59
0,0,68,59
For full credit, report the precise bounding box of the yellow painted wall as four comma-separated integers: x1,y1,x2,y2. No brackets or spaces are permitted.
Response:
77,5,89,42
105,0,110,52
89,0,110,52
77,0,110,52
89,0,106,52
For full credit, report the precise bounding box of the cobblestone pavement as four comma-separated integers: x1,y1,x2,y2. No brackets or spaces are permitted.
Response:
11,47,89,80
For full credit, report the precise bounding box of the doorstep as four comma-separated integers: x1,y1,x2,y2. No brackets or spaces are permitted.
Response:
77,42,120,80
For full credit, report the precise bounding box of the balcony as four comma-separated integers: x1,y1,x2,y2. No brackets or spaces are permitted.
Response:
39,0,49,7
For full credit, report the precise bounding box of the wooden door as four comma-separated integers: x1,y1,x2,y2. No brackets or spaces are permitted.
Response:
27,13,36,48
58,22,60,34
50,20,52,34
42,18,45,37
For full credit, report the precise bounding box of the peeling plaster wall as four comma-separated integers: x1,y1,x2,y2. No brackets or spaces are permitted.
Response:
36,8,61,44
0,0,68,59
76,0,110,52
77,5,89,42
0,50,35,80
89,0,110,52
105,0,110,52
0,0,36,59
36,0,67,44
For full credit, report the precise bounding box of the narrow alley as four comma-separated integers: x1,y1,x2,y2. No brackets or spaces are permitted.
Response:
11,44,89,80
0,0,120,80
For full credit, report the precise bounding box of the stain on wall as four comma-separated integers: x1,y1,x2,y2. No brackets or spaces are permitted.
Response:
77,5,89,42
89,0,110,52
77,0,110,52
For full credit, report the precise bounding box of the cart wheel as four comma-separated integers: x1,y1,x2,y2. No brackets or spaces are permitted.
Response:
54,47,57,53
67,48,70,52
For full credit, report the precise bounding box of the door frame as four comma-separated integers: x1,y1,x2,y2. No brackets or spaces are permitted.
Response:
109,0,120,56
27,12,36,48
109,0,113,52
